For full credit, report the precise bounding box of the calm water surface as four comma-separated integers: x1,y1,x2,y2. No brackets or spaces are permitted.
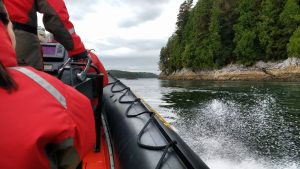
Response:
121,78,300,169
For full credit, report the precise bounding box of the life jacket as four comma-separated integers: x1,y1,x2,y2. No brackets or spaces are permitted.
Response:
0,21,95,169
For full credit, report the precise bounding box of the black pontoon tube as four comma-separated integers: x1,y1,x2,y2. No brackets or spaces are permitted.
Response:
101,74,209,169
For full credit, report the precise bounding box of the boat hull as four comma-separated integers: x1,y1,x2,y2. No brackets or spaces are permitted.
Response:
102,76,209,169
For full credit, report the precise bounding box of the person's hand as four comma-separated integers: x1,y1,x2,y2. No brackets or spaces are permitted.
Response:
71,50,88,61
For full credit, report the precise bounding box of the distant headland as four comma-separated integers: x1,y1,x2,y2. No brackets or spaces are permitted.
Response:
107,70,158,79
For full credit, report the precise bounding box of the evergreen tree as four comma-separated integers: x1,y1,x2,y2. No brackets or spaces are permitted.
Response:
171,0,194,70
159,46,169,73
164,35,182,71
182,44,195,68
181,2,198,68
279,0,300,26
233,0,262,65
257,0,281,60
219,0,238,64
159,0,300,74
287,27,300,58
159,35,180,74
194,0,212,41
172,38,183,70
279,0,300,58
266,0,288,60
176,0,193,42
206,0,223,67
193,0,213,69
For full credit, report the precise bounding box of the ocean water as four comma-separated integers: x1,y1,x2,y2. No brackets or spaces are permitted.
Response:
121,78,300,169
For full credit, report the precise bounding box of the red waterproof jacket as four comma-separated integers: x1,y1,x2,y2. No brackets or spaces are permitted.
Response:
0,21,95,169
3,0,85,56
88,50,109,87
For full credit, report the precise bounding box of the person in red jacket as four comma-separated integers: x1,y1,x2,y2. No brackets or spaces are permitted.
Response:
3,0,88,70
0,4,95,169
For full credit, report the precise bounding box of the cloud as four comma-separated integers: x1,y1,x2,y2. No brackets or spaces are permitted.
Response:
109,0,170,6
65,0,170,24
90,37,166,58
65,0,100,21
61,0,184,73
106,38,166,50
101,55,160,73
108,0,171,27
118,7,163,28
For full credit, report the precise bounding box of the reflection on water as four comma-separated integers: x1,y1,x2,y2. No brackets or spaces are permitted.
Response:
121,79,300,169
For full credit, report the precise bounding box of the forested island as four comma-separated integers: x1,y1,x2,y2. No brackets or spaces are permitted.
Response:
107,70,158,79
159,0,300,81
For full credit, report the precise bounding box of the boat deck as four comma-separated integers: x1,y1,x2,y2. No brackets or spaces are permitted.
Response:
81,128,110,169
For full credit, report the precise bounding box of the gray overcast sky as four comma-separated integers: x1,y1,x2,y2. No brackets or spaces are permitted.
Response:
60,0,192,74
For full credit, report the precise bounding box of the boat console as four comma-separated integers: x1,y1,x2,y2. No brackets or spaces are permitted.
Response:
41,43,68,74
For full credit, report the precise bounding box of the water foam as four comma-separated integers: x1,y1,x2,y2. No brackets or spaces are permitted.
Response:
173,94,299,169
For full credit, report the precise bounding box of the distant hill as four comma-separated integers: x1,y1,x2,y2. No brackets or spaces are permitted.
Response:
107,70,158,79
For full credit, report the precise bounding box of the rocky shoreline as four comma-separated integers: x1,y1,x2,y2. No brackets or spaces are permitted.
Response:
159,58,300,81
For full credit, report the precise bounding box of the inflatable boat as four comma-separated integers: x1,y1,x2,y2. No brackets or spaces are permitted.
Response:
42,43,209,169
